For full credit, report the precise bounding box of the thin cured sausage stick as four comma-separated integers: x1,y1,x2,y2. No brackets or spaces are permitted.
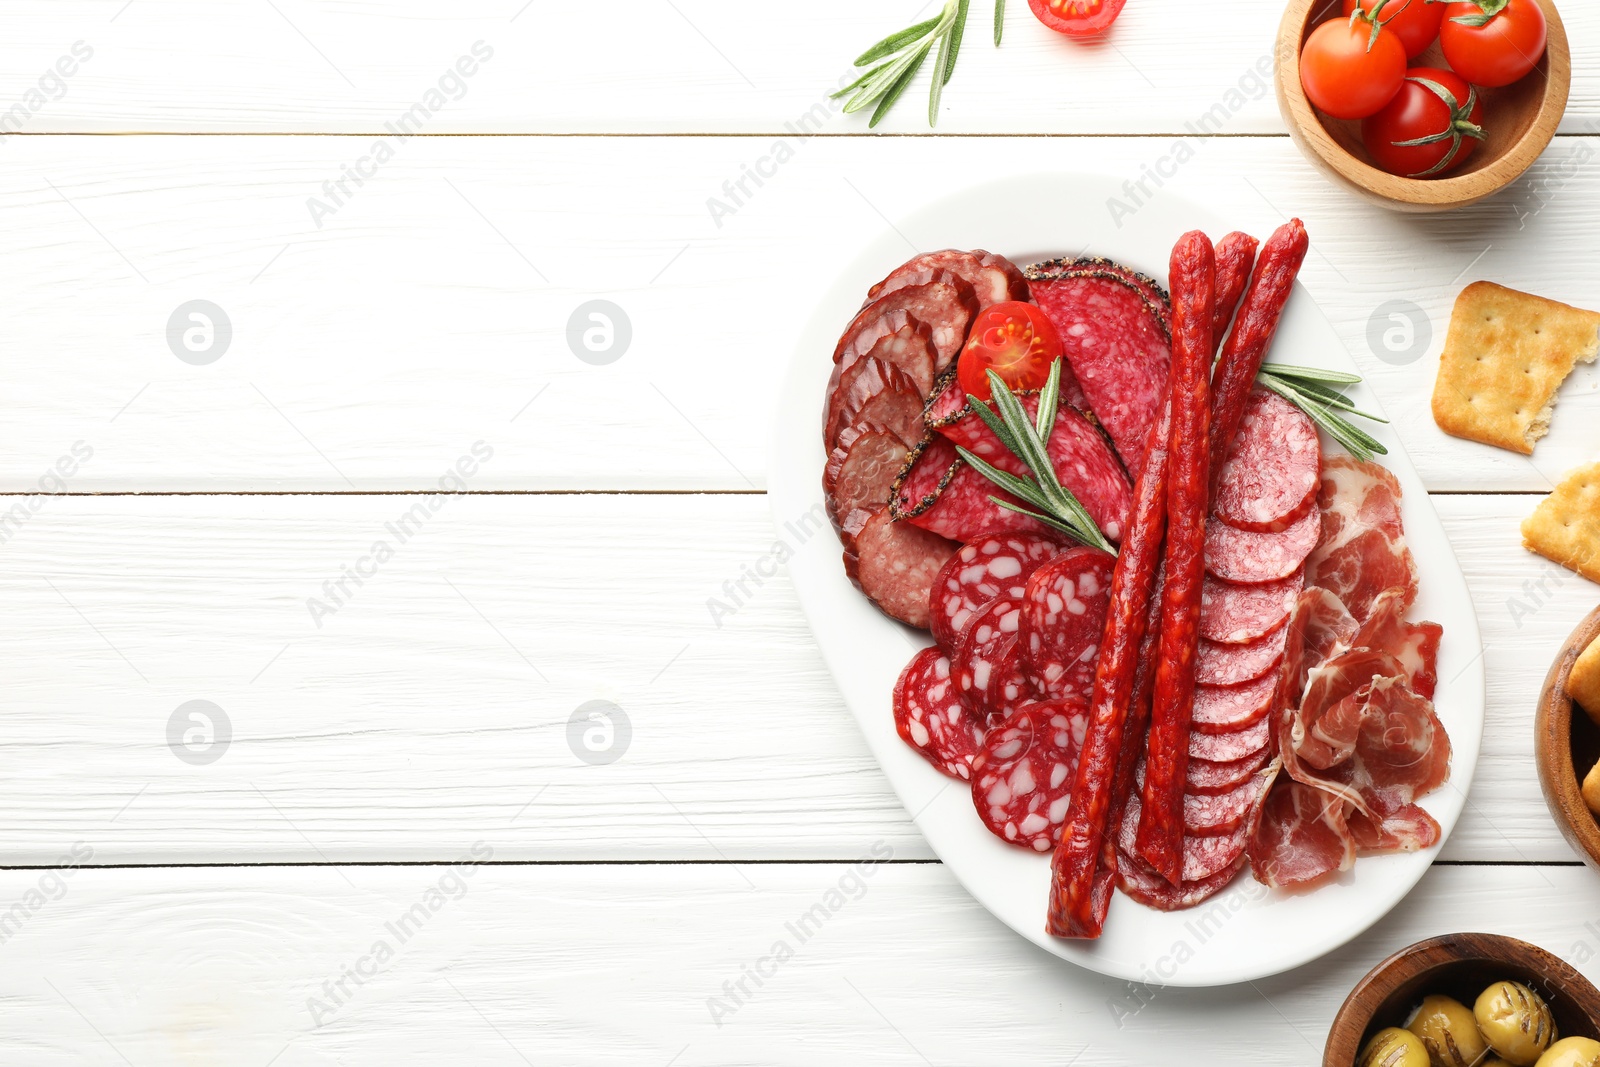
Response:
1098,595,1163,885
1208,219,1309,495
1046,402,1174,938
1210,232,1259,351
1135,231,1215,885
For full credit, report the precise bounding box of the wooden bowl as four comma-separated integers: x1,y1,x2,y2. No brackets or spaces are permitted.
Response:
1275,0,1571,211
1536,604,1600,870
1324,932,1600,1066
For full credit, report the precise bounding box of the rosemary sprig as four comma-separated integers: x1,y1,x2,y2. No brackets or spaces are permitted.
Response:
954,361,1117,555
833,0,974,128
1257,363,1390,463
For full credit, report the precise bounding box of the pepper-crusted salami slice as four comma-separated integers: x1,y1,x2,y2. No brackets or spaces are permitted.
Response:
1027,256,1172,334
1205,507,1321,584
867,249,1030,310
924,364,1091,443
1028,268,1173,479
1049,398,1176,938
1208,219,1309,496
1136,232,1216,885
824,425,910,530
1212,389,1321,534
971,698,1091,852
952,595,1023,719
1200,571,1303,645
930,532,1064,651
1211,232,1259,347
1191,675,1278,735
845,509,957,630
1196,619,1290,687
893,646,985,780
834,271,978,373
1020,548,1116,703
892,436,959,520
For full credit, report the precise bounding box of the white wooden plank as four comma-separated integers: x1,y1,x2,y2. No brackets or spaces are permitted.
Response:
0,134,1593,493
0,492,1586,865
5,0,1600,134
1,862,1596,1064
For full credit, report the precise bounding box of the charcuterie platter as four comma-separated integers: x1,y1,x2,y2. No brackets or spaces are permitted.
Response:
770,173,1484,986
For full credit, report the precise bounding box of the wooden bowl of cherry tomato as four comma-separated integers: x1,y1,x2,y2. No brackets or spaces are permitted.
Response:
1275,0,1570,211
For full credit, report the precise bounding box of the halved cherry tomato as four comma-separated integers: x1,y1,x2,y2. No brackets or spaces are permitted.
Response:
1362,67,1485,178
1300,10,1407,120
957,302,1064,402
1026,0,1127,37
1440,0,1546,88
1342,0,1446,58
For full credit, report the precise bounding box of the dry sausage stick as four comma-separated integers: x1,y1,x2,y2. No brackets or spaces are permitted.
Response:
1207,219,1309,496
1211,232,1259,350
1134,232,1216,885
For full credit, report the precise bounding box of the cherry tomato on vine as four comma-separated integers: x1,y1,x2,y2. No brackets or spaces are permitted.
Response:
1300,11,1408,120
957,302,1064,401
1341,0,1446,58
1025,0,1127,37
1440,0,1547,88
1362,68,1486,177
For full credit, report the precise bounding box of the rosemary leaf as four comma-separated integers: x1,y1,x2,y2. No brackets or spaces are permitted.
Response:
964,391,1021,454
942,0,970,88
955,446,1056,507
928,21,952,124
1259,363,1362,385
844,43,926,114
1036,358,1061,443
990,498,1110,546
854,15,942,66
987,372,1070,508
994,0,1005,45
833,59,895,99
869,41,933,126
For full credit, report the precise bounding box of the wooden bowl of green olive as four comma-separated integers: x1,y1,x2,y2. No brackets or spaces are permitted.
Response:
1325,933,1600,1066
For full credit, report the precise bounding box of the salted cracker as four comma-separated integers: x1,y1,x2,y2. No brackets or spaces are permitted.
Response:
1523,461,1600,584
1432,281,1600,455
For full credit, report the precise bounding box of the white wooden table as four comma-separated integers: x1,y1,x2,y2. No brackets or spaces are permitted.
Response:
3,2,1599,1062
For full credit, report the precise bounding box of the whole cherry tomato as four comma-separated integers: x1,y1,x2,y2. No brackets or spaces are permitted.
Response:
1025,0,1127,37
1440,0,1547,87
1362,68,1486,177
1342,0,1446,58
1300,11,1408,120
957,302,1064,401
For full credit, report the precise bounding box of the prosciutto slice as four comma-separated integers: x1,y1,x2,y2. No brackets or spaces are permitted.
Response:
1247,768,1356,889
1305,456,1418,621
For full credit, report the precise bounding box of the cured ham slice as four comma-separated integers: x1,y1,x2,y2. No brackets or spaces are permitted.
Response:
1305,456,1418,621
1349,589,1443,701
1248,771,1357,889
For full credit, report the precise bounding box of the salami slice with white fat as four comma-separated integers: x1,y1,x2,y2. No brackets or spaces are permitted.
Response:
1212,388,1321,533
1027,267,1172,478
844,509,957,630
835,272,977,374
1119,789,1252,886
1196,620,1290,687
1199,570,1304,645
1184,774,1263,837
1020,547,1116,702
1191,674,1278,735
930,532,1064,651
893,646,984,780
1204,507,1321,585
1188,748,1273,796
867,249,1030,310
824,425,909,530
952,596,1024,721
1189,716,1271,763
1116,847,1244,911
970,697,1090,852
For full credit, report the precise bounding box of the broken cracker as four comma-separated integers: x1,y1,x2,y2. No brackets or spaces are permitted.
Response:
1432,281,1600,455
1571,633,1600,727
1523,460,1600,583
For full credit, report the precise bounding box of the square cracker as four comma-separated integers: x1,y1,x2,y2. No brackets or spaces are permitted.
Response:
1523,460,1600,583
1571,633,1600,726
1432,281,1600,455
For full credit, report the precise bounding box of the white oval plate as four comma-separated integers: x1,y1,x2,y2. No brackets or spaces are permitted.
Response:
769,173,1484,987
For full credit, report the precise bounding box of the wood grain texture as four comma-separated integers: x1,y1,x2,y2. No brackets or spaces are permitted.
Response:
4,0,1600,135
0,135,1595,492
0,492,1587,865
1,863,1599,1065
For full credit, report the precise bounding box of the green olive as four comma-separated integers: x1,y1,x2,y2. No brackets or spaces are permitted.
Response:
1475,981,1558,1066
1408,994,1490,1067
1536,1037,1600,1067
1360,1027,1432,1067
